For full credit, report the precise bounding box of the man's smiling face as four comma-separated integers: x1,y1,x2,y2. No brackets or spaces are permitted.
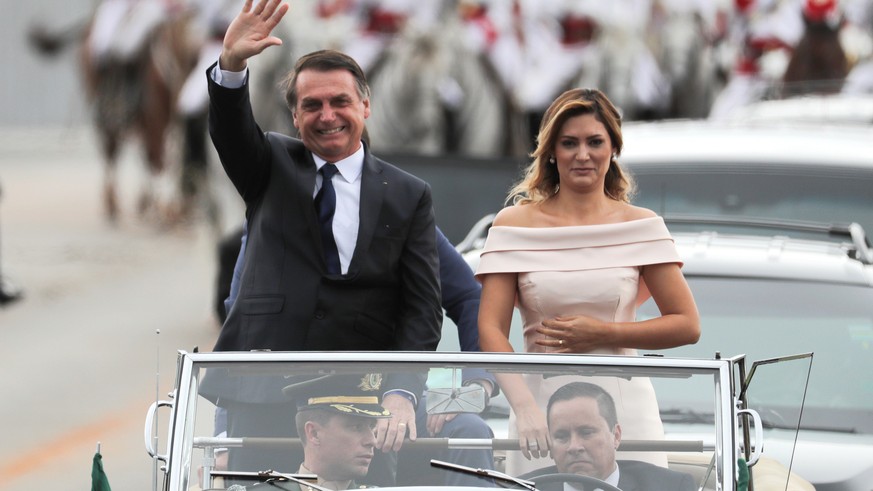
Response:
293,68,370,162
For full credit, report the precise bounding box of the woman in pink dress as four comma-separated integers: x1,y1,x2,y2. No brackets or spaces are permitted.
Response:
476,88,700,473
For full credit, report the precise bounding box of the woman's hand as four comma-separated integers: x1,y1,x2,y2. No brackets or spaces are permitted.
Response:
535,315,611,353
515,401,551,460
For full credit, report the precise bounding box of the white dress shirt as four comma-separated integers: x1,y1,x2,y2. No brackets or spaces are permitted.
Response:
211,62,363,275
312,151,363,275
565,465,619,491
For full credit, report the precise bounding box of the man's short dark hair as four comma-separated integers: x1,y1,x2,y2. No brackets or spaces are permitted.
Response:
295,407,334,445
281,50,370,112
547,382,619,429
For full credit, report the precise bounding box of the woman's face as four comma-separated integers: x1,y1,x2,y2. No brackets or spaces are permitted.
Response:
552,113,613,193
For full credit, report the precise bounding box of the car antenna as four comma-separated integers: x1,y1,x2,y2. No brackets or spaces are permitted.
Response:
151,329,160,491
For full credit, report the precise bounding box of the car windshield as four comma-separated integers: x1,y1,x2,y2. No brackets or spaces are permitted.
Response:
640,277,873,435
629,166,873,236
157,352,768,491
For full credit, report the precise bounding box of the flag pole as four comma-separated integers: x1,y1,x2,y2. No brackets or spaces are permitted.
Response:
91,440,111,491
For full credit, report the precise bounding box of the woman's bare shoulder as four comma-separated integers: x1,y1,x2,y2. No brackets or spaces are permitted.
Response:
621,204,659,221
492,204,539,227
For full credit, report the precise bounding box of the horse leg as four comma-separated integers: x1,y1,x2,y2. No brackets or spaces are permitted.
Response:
99,130,121,224
138,59,178,223
180,111,208,215
139,117,173,222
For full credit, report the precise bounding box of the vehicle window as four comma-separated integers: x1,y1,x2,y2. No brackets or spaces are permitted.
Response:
167,354,741,491
640,278,873,434
630,168,873,235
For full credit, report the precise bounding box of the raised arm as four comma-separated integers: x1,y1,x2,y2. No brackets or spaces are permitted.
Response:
220,0,289,71
208,0,288,203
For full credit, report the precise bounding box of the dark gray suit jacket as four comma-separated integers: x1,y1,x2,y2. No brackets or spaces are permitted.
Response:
204,63,442,400
522,460,696,491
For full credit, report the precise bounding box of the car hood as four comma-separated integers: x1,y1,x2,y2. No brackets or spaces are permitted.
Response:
761,430,873,491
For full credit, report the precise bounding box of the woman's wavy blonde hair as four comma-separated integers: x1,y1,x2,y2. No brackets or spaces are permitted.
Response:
508,88,635,205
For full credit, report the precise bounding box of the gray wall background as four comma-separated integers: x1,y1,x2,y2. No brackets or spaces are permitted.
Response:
384,153,525,243
1,0,95,127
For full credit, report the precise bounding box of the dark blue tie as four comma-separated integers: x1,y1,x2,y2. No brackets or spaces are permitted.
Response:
314,164,341,274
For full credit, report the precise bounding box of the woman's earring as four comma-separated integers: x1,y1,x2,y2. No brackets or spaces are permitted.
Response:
548,156,556,164
611,154,617,162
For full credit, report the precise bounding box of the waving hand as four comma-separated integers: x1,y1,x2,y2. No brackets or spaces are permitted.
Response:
220,0,290,71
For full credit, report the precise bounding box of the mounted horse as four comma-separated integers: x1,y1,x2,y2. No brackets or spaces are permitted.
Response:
29,5,198,224
651,5,722,119
782,1,849,96
364,18,522,157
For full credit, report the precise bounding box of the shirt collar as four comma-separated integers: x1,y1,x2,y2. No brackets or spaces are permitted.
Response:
312,144,365,184
605,464,620,487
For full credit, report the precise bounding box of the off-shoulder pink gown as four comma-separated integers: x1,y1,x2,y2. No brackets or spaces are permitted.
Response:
476,217,681,472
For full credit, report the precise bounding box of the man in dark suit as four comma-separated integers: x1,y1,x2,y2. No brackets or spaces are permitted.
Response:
524,381,695,491
218,223,497,486
204,0,442,470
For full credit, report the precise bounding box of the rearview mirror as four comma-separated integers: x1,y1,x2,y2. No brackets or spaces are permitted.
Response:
426,384,486,414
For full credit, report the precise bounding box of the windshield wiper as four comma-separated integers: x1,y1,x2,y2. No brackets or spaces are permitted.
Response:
262,471,332,491
223,471,330,491
752,406,858,433
431,459,537,490
760,420,859,433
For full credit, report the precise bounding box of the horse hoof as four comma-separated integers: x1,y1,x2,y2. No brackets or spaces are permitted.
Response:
104,187,119,224
138,192,153,217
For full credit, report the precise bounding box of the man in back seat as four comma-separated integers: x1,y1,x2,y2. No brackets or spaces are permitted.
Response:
525,381,695,491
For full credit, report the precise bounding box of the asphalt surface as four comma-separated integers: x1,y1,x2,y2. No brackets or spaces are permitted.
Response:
0,125,231,491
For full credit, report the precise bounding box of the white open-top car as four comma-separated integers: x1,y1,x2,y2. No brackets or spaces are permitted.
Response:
146,350,815,491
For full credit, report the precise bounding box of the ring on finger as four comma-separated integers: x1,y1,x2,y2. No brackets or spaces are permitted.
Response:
558,339,564,346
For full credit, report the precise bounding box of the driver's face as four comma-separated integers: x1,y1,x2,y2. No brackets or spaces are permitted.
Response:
312,413,378,480
548,397,620,480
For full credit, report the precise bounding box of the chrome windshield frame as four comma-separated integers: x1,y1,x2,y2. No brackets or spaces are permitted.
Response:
157,350,740,491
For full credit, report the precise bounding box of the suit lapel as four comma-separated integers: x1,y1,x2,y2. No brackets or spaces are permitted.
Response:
349,152,385,276
290,144,322,254
617,462,642,491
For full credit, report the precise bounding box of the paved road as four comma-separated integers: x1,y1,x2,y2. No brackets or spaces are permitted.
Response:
0,125,231,491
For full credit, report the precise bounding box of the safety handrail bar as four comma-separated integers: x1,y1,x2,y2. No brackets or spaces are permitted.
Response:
192,436,709,452
737,408,765,467
144,400,174,462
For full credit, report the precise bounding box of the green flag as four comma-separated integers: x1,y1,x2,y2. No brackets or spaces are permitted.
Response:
91,451,112,491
